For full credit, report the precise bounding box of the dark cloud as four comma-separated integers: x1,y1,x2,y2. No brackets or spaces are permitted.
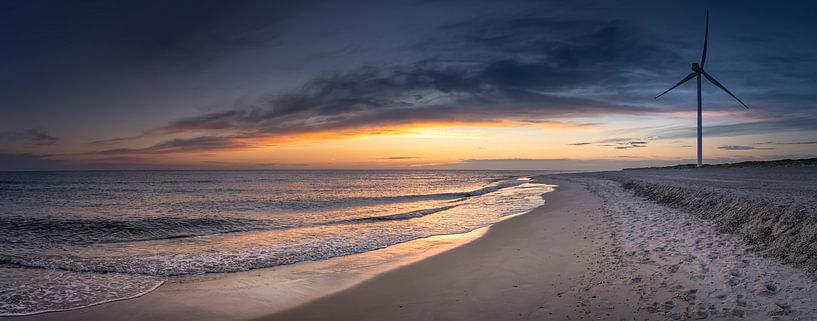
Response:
25,128,58,145
580,137,650,149
615,144,647,150
596,137,634,144
568,142,592,146
717,145,776,151
0,1,309,77
450,15,679,70
613,139,649,149
95,136,249,155
751,140,817,146
92,135,151,146
142,60,659,142
89,13,689,147
653,117,817,140
382,157,418,160
0,0,318,154
0,128,58,146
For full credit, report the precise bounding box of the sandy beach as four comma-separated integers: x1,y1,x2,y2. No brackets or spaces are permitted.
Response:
5,165,817,321
261,176,641,321
263,168,817,321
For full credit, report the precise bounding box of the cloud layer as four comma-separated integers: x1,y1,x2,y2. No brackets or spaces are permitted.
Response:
99,10,814,159
1,0,815,169
91,14,686,156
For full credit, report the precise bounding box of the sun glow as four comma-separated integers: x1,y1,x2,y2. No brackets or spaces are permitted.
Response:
36,111,815,170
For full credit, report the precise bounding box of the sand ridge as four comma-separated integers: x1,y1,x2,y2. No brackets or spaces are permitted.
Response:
600,166,817,272
577,175,817,320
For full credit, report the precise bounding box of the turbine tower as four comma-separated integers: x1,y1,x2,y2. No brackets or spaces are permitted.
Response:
655,11,748,167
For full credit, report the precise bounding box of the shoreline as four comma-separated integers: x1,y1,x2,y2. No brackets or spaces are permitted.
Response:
2,228,486,319
2,185,554,321
258,176,625,321
0,280,166,318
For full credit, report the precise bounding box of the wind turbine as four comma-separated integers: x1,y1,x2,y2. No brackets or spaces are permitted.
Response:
655,11,748,167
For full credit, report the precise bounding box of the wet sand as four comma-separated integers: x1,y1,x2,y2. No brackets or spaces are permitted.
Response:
260,177,650,321
2,221,489,321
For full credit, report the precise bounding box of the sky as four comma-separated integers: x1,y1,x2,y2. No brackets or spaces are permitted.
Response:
1,0,815,170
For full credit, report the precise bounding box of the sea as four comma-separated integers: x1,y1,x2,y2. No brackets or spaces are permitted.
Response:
0,170,553,315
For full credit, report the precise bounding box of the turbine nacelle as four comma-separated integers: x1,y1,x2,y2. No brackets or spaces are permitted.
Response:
691,62,703,73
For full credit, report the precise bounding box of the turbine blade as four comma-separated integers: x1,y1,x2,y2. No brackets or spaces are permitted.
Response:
702,71,749,109
655,73,697,99
701,11,709,67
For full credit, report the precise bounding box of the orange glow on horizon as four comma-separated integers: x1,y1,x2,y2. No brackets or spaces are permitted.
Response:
37,113,811,169
67,119,599,159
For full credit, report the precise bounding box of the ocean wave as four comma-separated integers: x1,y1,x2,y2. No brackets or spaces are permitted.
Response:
0,180,528,246
0,172,553,315
0,204,464,247
337,205,458,223
163,179,526,211
334,183,512,204
0,181,551,277
0,216,281,246
0,238,407,276
0,267,163,316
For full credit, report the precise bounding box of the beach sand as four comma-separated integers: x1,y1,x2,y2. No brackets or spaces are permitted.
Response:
260,177,648,321
262,170,817,321
6,167,817,321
